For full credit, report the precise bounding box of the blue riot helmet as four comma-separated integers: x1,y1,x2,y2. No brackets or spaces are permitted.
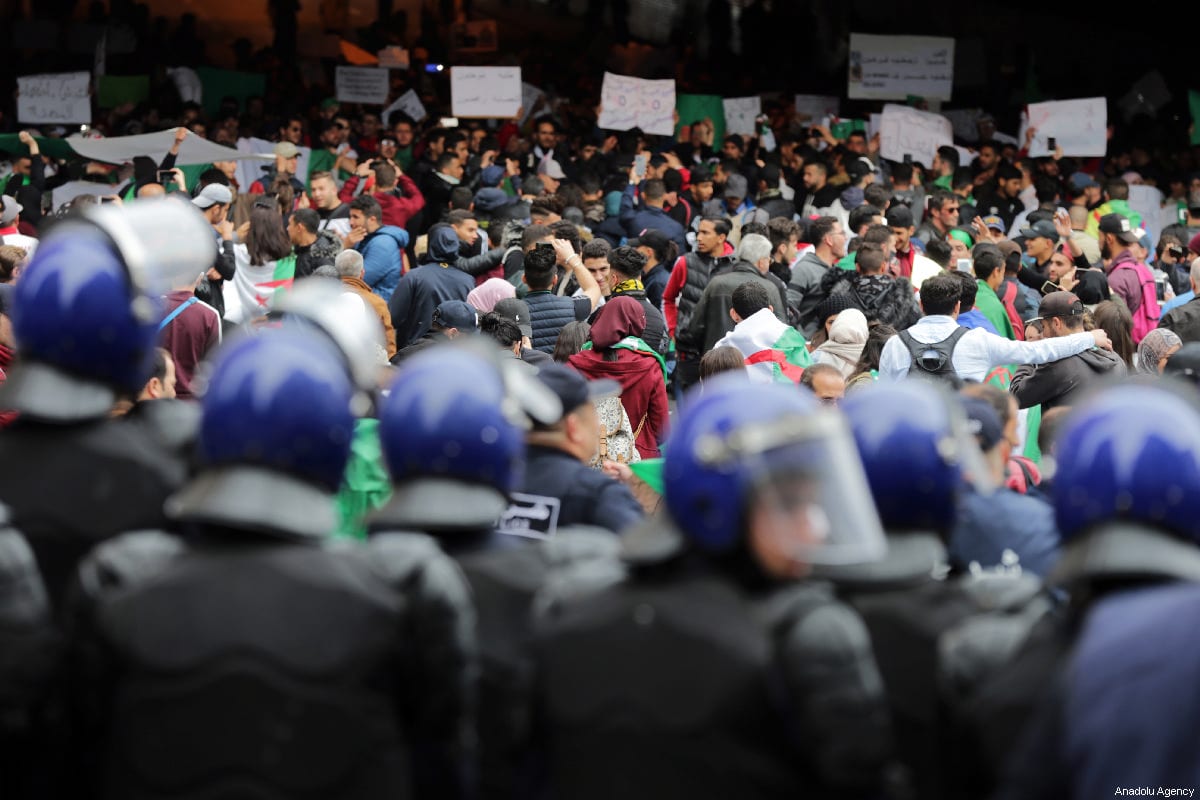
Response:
662,373,886,566
1054,383,1200,545
165,327,357,539
841,380,992,537
5,198,216,421
265,278,386,411
375,339,558,531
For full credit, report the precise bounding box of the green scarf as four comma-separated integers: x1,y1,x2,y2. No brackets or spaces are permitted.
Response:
583,335,668,381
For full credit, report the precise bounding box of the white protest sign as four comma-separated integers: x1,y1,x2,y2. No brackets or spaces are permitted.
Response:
597,72,675,136
1020,97,1107,158
377,46,409,69
18,71,91,124
384,89,426,125
237,137,312,192
848,34,955,101
520,82,546,126
793,94,839,124
450,66,521,118
1127,183,1164,243
335,66,389,105
723,96,761,136
878,103,953,169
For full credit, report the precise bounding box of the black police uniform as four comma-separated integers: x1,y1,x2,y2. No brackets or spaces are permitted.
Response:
0,409,194,614
65,527,477,800
519,445,644,534
820,531,1048,800
529,519,893,800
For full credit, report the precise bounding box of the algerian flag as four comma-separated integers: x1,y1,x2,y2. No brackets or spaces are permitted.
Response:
224,249,298,324
713,308,811,384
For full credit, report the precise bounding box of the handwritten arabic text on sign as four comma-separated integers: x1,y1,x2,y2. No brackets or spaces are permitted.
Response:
878,104,953,169
848,34,955,102
335,66,390,105
18,71,91,124
598,72,676,137
450,67,521,118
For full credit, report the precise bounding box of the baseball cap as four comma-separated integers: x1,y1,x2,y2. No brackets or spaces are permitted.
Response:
191,183,234,209
1098,213,1140,244
1038,291,1084,319
981,215,1005,232
432,300,478,331
493,297,533,337
885,204,913,228
961,396,1003,452
628,228,670,256
1069,172,1099,192
480,165,505,188
534,363,620,423
847,156,877,182
724,173,748,200
0,196,23,225
538,159,567,180
1018,220,1058,242
274,141,301,159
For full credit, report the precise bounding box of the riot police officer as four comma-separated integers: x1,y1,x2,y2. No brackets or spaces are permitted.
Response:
529,374,893,800
0,199,217,611
833,380,1050,800
370,340,622,798
65,327,478,799
955,380,1200,798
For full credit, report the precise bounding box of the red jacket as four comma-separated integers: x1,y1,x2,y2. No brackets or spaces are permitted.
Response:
568,349,668,460
338,173,426,229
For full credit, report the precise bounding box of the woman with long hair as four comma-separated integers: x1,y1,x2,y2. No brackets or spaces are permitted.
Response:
1091,300,1135,369
552,321,591,363
224,197,297,324
567,296,669,459
846,321,896,391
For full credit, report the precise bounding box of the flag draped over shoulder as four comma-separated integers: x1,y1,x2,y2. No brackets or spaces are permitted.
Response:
223,250,297,324
712,308,812,384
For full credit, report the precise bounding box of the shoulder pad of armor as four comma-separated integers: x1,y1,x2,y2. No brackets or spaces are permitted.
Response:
77,529,186,596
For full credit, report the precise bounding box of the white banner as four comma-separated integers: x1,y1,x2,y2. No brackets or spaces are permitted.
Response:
597,72,676,136
878,103,953,169
384,89,426,125
450,66,522,118
793,94,840,124
847,34,955,101
723,96,761,136
1020,97,1108,158
335,66,390,105
18,71,91,124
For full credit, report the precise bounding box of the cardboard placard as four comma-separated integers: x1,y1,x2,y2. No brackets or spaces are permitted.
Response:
335,66,390,105
18,71,91,124
848,34,955,102
450,66,522,118
598,72,676,136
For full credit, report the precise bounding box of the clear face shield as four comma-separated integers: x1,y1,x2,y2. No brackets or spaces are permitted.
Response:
694,409,888,576
82,196,219,299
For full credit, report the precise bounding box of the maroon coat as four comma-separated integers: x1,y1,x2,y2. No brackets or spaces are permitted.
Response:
159,289,222,399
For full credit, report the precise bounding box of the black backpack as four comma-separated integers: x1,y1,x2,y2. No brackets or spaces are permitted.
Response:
898,327,968,383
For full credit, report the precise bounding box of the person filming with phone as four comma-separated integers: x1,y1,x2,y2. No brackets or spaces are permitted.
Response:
619,157,688,252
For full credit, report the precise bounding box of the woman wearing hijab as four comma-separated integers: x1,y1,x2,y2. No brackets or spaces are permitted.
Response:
467,277,516,313
812,308,869,379
1136,328,1182,374
568,296,669,459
